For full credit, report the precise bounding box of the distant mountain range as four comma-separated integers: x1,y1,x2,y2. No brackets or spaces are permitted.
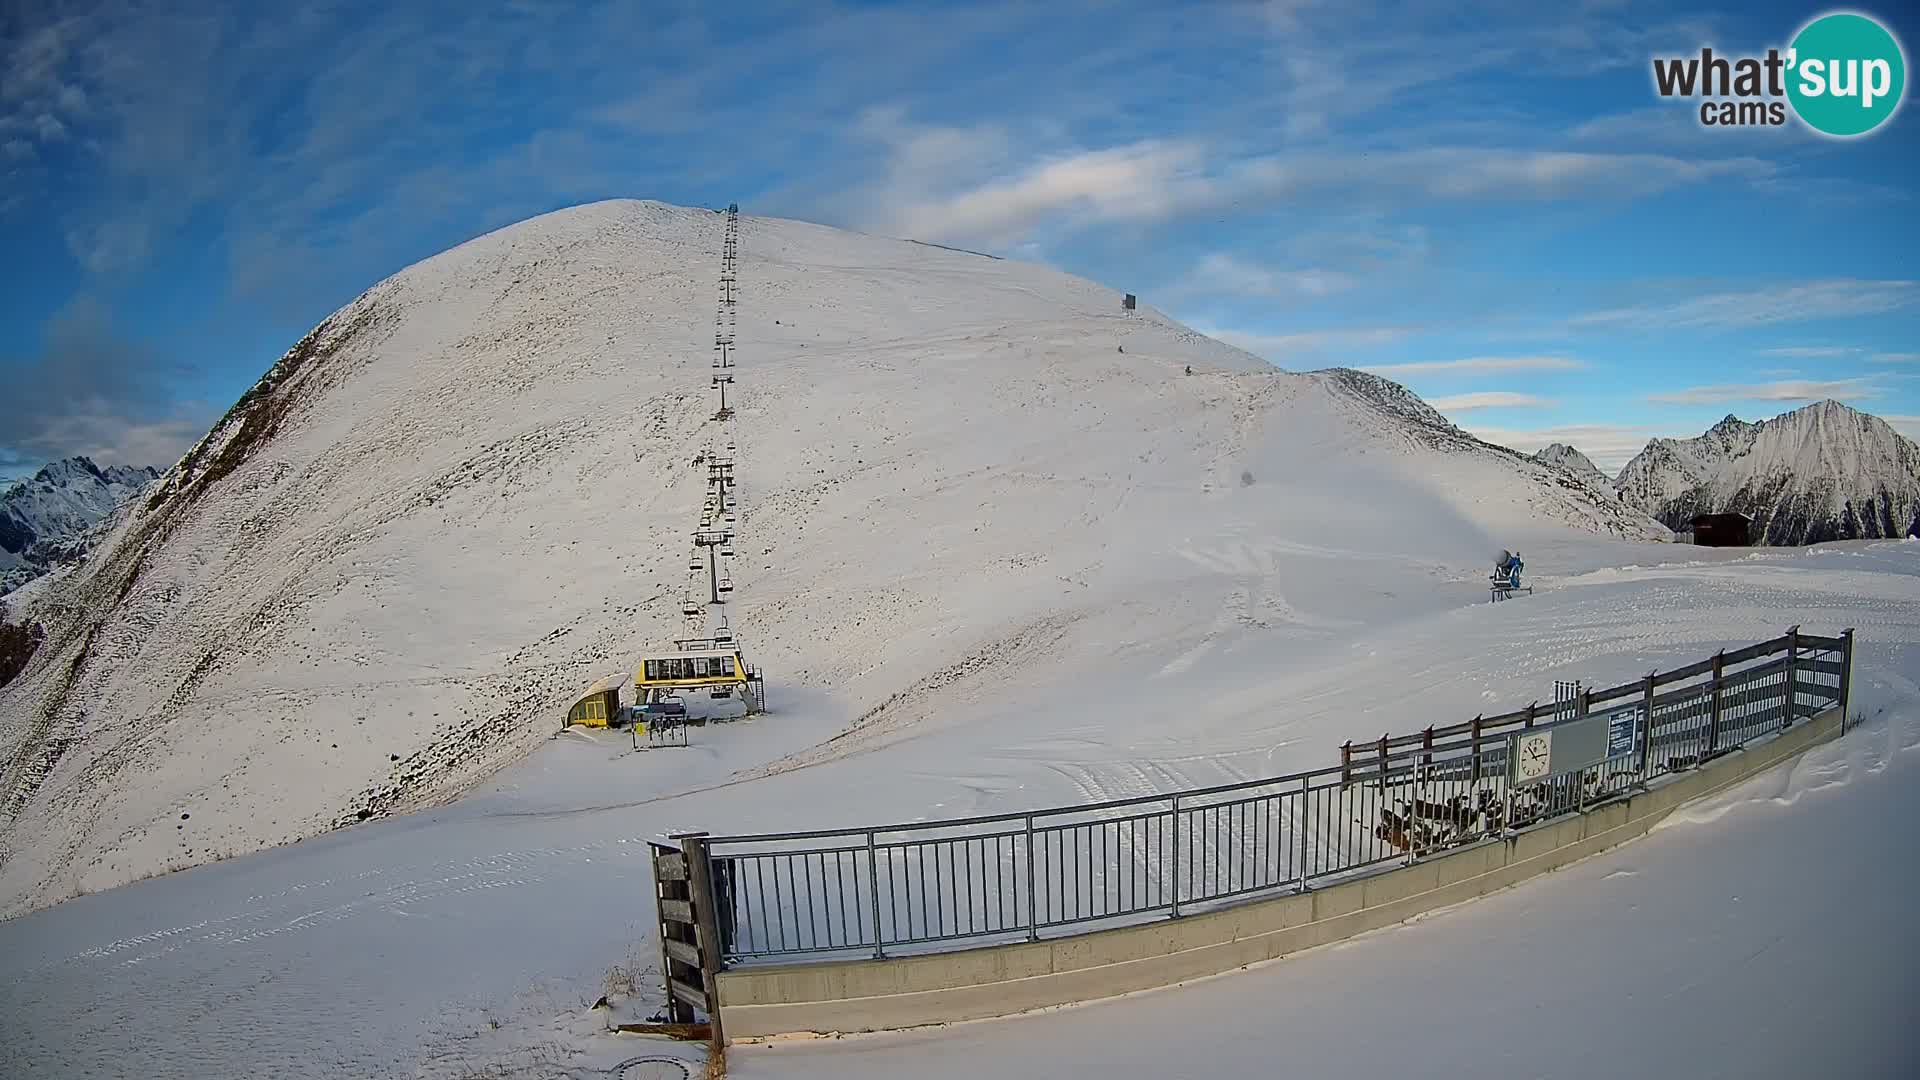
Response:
1531,443,1607,484
1540,401,1920,546
1,457,160,595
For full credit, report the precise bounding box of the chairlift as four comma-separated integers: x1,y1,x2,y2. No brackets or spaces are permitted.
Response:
688,557,702,571
718,576,734,594
681,599,699,616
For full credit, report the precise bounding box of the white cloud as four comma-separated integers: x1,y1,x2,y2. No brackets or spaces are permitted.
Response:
1881,415,1920,443
1361,356,1582,376
2,139,31,161
1428,392,1556,411
1176,253,1355,300
845,115,1770,250
1194,324,1416,362
1869,353,1920,364
1759,346,1860,358
872,138,1210,246
1465,422,1669,474
1574,280,1919,330
1646,379,1884,405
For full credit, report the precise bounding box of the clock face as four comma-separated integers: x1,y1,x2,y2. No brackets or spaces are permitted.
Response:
1516,732,1553,781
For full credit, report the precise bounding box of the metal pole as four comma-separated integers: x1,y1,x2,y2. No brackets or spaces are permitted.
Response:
866,830,884,958
1024,815,1038,940
1639,672,1656,779
707,545,719,605
1576,689,1591,812
1407,751,1420,867
1840,628,1855,733
1170,794,1183,917
1296,775,1311,891
1708,650,1725,755
1783,625,1800,731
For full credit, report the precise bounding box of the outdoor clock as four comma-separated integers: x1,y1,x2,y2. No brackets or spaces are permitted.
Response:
1514,730,1553,783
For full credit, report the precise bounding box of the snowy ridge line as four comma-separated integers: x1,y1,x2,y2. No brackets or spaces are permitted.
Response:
689,631,1849,964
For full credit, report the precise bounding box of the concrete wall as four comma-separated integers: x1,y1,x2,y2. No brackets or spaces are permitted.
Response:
717,704,1843,1041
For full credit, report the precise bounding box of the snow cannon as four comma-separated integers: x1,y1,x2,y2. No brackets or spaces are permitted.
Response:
1490,550,1530,602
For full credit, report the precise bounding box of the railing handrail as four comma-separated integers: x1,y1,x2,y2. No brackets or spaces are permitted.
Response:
699,628,1835,847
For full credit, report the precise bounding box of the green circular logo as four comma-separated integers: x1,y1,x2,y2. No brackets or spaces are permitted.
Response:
1787,12,1907,136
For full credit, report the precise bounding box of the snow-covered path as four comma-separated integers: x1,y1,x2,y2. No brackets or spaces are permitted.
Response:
732,696,1920,1080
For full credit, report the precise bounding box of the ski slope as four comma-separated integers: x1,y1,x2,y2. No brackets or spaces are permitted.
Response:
1,200,1654,916
1,201,1904,1078
1,540,1914,1079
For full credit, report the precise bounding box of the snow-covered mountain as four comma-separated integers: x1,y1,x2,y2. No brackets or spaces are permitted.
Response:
0,200,1662,915
1532,442,1606,483
0,457,159,595
1615,401,1920,545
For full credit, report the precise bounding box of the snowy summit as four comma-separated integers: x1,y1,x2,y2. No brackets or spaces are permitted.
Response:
0,456,159,596
0,200,1663,915
1615,401,1920,545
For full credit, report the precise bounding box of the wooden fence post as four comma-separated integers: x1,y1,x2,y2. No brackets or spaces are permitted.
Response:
1340,741,1352,788
1470,715,1483,785
677,832,727,1047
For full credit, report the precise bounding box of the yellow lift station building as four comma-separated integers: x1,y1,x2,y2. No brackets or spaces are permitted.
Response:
564,673,624,729
634,639,764,714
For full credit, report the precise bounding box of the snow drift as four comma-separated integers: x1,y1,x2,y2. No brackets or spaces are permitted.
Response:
0,200,1662,915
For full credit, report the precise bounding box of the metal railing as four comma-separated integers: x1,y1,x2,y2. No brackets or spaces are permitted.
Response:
685,628,1852,965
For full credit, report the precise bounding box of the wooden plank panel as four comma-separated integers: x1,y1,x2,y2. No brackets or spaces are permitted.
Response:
1722,637,1787,667
660,899,696,925
1652,656,1717,687
1587,680,1642,705
1798,634,1847,651
1799,658,1846,677
653,853,689,881
662,938,703,968
669,977,709,1012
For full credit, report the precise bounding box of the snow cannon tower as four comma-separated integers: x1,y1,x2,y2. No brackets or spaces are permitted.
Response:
1491,550,1532,602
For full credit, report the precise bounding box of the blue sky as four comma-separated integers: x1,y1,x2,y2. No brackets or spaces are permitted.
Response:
1,0,1916,481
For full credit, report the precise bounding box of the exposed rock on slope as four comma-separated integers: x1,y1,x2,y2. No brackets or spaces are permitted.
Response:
1615,401,1920,545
